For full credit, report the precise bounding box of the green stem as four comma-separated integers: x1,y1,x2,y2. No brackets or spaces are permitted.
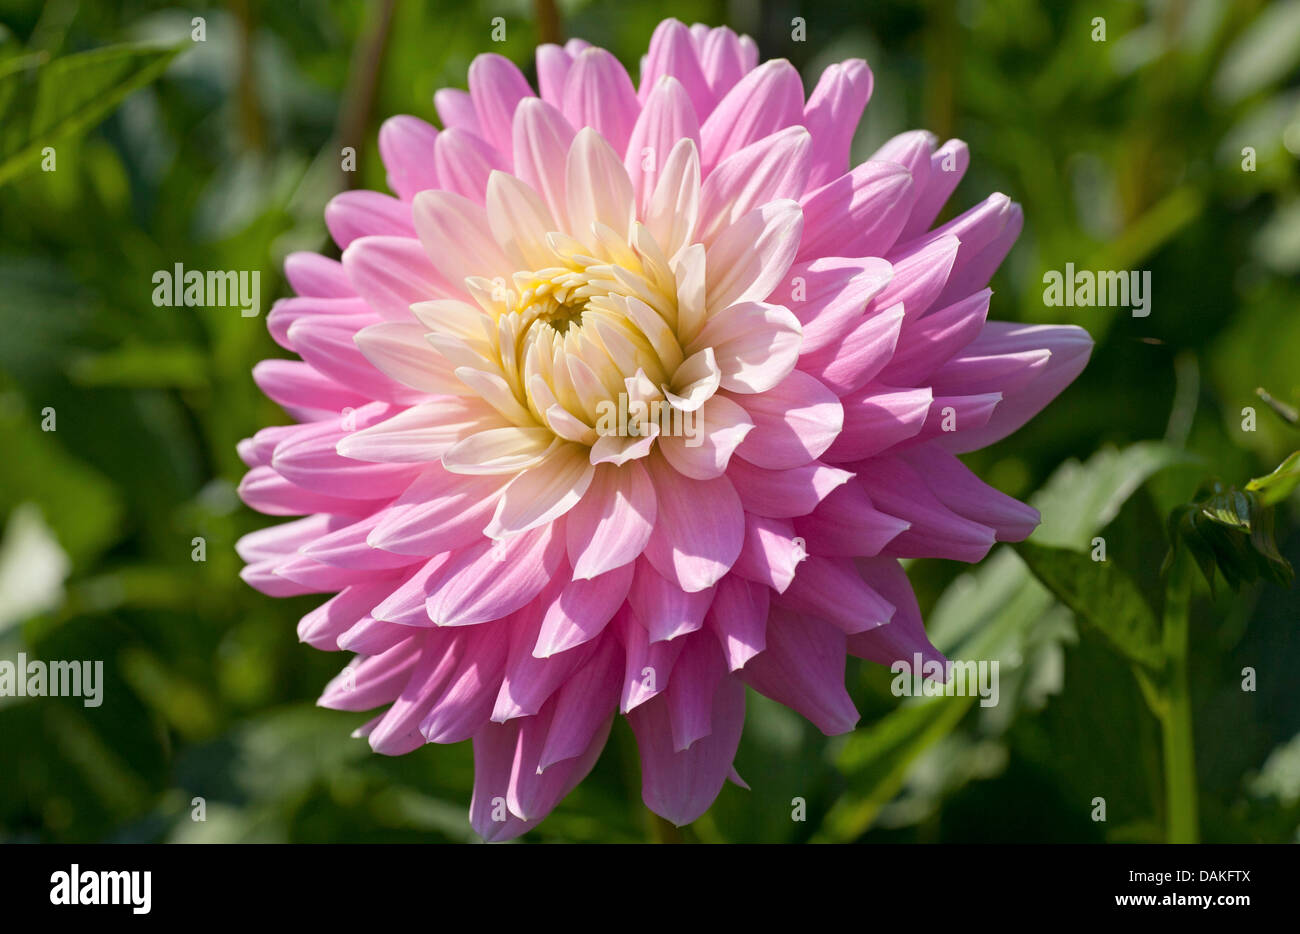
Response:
1160,548,1198,843
647,813,685,844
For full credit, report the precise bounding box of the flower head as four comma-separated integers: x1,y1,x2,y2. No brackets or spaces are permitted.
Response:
237,18,1091,840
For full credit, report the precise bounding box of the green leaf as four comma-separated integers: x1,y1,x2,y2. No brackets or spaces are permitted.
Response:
0,392,123,567
821,443,1188,840
1030,442,1192,549
67,343,209,390
1169,478,1296,592
1213,0,1300,103
0,41,185,185
1246,451,1300,506
1015,541,1163,671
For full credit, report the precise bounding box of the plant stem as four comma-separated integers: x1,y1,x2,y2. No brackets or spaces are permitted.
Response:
1160,548,1198,843
647,812,685,844
534,0,562,45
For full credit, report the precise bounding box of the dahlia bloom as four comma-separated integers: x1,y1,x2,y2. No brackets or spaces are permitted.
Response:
236,19,1090,840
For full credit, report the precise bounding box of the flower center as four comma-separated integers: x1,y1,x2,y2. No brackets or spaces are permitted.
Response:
514,267,599,335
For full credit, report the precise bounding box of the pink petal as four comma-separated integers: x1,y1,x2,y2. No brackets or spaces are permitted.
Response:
880,289,991,386
768,256,892,356
539,632,623,770
800,304,905,396
367,467,507,555
511,98,575,227
237,465,383,518
900,139,969,240
699,59,804,172
642,454,745,592
856,456,997,562
938,323,1093,453
731,369,842,469
939,202,1023,306
419,624,510,742
690,301,802,393
469,719,541,842
726,458,852,518
535,43,574,107
285,252,352,298
779,555,894,634
566,461,657,579
732,514,804,593
251,359,368,420
468,53,534,164
665,633,727,750
271,416,421,499
266,295,370,351
697,126,811,244
425,525,566,626
486,442,595,538
705,574,769,670
624,76,700,213
873,233,960,321
894,193,1013,282
433,88,480,135
378,115,440,200
493,590,596,721
629,672,745,825
825,385,932,462
803,59,873,189
535,560,635,657
847,557,949,670
697,26,750,100
300,513,424,571
797,160,913,262
325,190,415,249
298,574,406,650
898,444,1039,541
627,559,715,643
506,701,611,822
738,607,858,734
433,127,505,204
343,235,454,321
639,19,714,127
658,393,754,479
562,47,640,157
792,479,911,557
318,635,424,711
703,201,803,316
290,315,429,404
619,607,686,711
354,322,465,395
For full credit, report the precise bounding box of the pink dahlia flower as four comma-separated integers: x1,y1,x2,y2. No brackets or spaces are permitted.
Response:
237,18,1091,840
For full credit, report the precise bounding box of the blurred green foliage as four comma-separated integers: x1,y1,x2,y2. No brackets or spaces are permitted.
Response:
2,0,1299,843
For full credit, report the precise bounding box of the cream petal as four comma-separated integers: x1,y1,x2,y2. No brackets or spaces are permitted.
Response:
354,322,466,395
704,200,803,315
644,138,701,259
486,442,596,537
666,347,720,411
688,301,803,393
453,365,537,426
485,170,560,270
442,426,556,474
566,128,635,245
412,189,512,288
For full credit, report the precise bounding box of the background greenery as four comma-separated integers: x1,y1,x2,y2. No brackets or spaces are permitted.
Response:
2,0,1299,843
